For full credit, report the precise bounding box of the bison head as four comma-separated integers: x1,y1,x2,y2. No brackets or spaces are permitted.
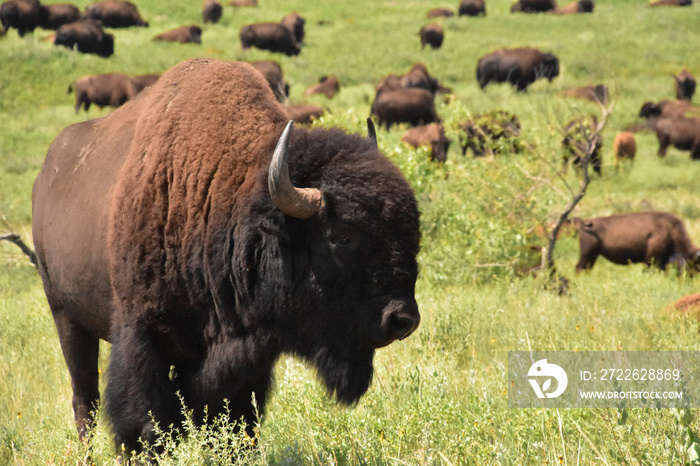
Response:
539,53,560,82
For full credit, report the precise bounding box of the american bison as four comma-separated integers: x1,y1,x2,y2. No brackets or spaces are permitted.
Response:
281,11,304,44
305,75,340,99
202,0,222,23
644,117,700,159
152,25,202,44
419,23,443,49
638,99,700,119
675,69,696,102
68,72,138,113
426,7,454,17
399,62,448,94
250,60,289,103
54,19,114,58
130,73,160,92
83,0,148,28
371,86,440,130
284,103,324,124
459,110,522,157
40,3,80,30
239,22,300,56
612,131,636,170
458,0,486,16
649,0,692,6
562,115,603,174
0,0,44,37
511,0,557,12
230,0,257,5
550,0,594,13
476,47,560,91
402,123,451,162
573,212,700,272
561,84,608,104
33,58,421,454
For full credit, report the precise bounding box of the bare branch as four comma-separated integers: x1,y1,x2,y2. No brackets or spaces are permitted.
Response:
0,233,37,267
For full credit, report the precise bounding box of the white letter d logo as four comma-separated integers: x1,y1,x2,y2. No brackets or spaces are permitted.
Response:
528,359,568,399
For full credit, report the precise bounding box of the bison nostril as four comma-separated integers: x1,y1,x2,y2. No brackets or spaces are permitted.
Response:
381,302,420,345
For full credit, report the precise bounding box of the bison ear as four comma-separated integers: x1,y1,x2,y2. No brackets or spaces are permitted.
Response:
258,218,290,242
366,117,378,148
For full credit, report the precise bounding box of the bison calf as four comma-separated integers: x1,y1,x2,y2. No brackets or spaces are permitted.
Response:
152,25,202,44
612,131,636,171
402,124,451,162
573,212,700,273
561,84,608,105
419,23,443,49
305,75,340,99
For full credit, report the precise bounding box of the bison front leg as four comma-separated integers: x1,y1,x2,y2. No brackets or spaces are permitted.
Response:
575,231,601,272
656,134,671,158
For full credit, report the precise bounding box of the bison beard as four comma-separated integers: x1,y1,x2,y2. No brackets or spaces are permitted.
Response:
33,58,420,456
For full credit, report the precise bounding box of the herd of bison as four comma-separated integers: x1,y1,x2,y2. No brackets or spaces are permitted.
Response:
3,0,700,458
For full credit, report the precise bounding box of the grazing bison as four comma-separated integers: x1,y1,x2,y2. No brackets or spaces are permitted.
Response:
0,0,45,37
562,115,603,174
240,22,300,56
33,58,420,454
550,0,594,13
638,99,700,119
675,69,696,102
644,117,700,159
202,0,222,23
40,3,80,30
130,73,160,92
612,131,636,170
458,0,486,16
561,84,608,104
419,23,443,49
649,0,692,6
427,7,454,17
476,47,560,91
281,11,304,44
230,0,257,5
400,62,448,94
573,212,700,272
371,86,439,130
402,123,451,162
83,0,148,28
152,25,202,44
459,110,522,157
68,72,138,113
305,75,340,99
54,19,114,57
250,60,289,103
511,0,557,12
284,103,324,124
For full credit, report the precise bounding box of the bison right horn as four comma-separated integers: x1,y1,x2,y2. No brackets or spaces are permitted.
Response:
367,117,378,148
268,120,324,219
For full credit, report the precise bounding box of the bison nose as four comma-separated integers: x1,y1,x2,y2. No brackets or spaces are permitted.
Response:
377,299,420,348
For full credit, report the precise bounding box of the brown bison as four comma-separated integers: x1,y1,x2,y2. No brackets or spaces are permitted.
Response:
476,47,560,91
426,7,454,17
402,123,451,162
240,22,300,56
230,0,257,5
68,73,138,113
40,3,80,30
458,0,486,16
83,0,148,28
33,58,420,454
249,60,289,103
152,25,202,44
371,86,439,130
281,11,304,44
202,0,222,23
284,103,324,124
54,19,114,57
649,0,692,6
638,99,700,119
419,23,443,49
399,62,448,94
573,212,700,272
549,0,594,13
305,75,340,99
561,84,608,104
643,117,700,159
562,115,603,174
675,69,696,102
0,0,45,37
130,73,160,92
612,131,636,170
511,0,557,12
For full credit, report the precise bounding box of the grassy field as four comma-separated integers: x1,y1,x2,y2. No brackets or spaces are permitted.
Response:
2,0,700,463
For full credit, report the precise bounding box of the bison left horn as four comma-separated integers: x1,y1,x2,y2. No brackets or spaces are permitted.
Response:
269,120,324,219
367,117,378,148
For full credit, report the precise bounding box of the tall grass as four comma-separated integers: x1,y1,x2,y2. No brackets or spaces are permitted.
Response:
2,0,700,463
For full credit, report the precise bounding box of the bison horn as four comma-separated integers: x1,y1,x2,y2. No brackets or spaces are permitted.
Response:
268,120,324,219
367,117,378,148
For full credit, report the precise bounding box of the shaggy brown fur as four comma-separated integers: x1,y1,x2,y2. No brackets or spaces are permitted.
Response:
419,23,444,49
152,25,202,44
401,123,451,162
667,293,700,317
612,131,636,169
130,73,160,92
305,75,340,99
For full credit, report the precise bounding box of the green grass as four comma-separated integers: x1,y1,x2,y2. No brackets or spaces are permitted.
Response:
3,0,700,463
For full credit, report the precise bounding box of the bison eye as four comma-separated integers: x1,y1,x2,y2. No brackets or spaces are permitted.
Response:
332,236,351,246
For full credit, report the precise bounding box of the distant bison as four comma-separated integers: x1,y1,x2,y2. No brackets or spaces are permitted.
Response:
371,86,439,130
426,7,454,17
33,58,420,454
476,47,560,91
68,72,138,113
641,117,700,159
612,131,636,170
249,60,289,102
399,62,448,94
573,212,700,272
0,0,44,37
649,0,692,6
284,103,324,124
230,0,257,5
40,3,80,30
402,123,451,162
511,0,557,12
550,0,594,13
54,19,114,58
458,0,486,16
83,0,148,28
152,25,202,44
130,73,160,92
638,99,700,120
561,84,608,104
240,22,300,56
305,75,340,99
675,69,696,102
202,0,222,23
419,23,443,49
281,11,304,44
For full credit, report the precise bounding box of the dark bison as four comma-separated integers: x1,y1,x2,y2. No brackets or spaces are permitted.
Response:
40,3,80,30
562,115,603,174
54,19,114,58
202,0,222,23
550,0,594,13
68,73,138,113
240,22,300,56
476,47,560,91
152,25,202,44
511,0,557,12
649,0,692,6
400,62,449,94
458,0,486,16
459,110,522,157
573,212,700,272
638,99,699,119
426,7,454,17
612,131,636,170
284,103,324,124
419,23,443,49
230,0,257,5
0,0,44,37
281,11,304,44
642,117,700,159
33,58,420,454
371,86,439,130
675,69,696,102
83,0,148,28
130,73,160,93
561,84,608,104
249,60,289,102
305,75,340,99
402,123,451,162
